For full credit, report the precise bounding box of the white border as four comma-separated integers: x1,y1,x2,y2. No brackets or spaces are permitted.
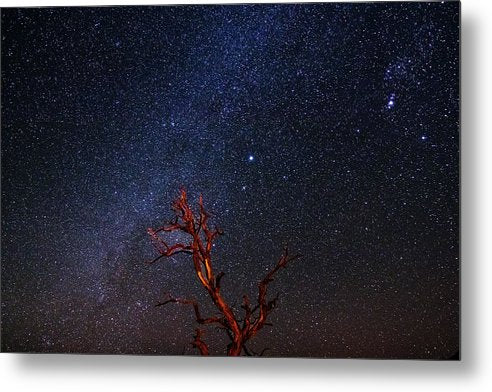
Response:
1,0,491,391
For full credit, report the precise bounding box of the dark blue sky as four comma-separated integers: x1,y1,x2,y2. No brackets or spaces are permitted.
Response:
1,2,459,358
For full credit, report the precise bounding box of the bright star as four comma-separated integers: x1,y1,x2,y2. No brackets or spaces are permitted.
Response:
387,93,396,109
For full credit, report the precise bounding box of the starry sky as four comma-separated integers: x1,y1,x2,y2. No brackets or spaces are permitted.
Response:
1,2,459,359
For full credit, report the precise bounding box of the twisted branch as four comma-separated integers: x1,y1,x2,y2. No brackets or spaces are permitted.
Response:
156,294,227,328
192,329,209,356
148,188,300,356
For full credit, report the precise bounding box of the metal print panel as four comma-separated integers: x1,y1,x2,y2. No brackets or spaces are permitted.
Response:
0,1,460,359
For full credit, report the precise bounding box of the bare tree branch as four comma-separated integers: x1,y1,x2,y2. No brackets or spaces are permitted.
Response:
156,294,227,328
192,329,209,356
147,189,300,356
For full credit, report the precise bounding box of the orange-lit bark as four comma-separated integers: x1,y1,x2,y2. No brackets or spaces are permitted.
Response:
192,329,209,356
147,189,299,356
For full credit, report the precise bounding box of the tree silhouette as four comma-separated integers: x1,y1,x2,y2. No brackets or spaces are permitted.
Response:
147,189,300,356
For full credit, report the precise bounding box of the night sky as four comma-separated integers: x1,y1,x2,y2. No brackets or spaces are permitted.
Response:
1,2,459,358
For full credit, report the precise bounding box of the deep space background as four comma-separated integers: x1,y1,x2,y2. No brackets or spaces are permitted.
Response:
1,2,459,358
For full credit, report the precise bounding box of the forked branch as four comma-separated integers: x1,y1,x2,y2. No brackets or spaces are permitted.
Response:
148,188,300,356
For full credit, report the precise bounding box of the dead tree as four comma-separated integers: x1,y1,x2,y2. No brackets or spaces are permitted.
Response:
147,189,300,356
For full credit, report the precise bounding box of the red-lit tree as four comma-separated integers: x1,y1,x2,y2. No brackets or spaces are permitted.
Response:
147,189,300,356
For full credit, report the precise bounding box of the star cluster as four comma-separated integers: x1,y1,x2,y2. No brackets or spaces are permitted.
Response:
1,2,459,358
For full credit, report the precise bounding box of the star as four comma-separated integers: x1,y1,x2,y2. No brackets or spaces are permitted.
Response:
0,2,459,359
386,93,396,109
